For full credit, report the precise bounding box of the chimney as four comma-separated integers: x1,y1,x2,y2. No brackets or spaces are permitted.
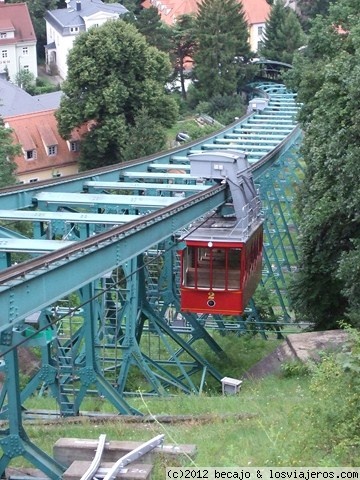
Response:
76,0,81,10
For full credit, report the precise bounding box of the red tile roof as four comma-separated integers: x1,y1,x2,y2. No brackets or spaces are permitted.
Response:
142,0,269,26
0,3,36,46
6,110,80,176
241,0,270,24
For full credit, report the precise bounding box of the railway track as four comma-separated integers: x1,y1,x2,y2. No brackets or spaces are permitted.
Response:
0,83,300,330
0,81,302,479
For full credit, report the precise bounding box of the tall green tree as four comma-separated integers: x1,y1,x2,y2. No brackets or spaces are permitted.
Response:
169,14,197,99
259,0,306,65
285,0,360,329
193,0,251,100
56,20,178,170
0,117,20,187
120,0,141,15
124,6,172,53
122,107,168,160
296,0,333,31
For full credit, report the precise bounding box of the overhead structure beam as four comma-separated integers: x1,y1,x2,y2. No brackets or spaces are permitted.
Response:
0,209,140,224
0,238,74,253
33,192,179,209
83,181,209,193
0,185,228,333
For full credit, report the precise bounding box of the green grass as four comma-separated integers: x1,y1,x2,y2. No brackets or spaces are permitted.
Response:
20,374,350,477
165,117,220,148
8,333,360,477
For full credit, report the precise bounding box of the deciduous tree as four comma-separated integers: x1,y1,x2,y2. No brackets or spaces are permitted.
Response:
285,0,360,329
0,117,20,187
56,20,178,170
296,0,333,31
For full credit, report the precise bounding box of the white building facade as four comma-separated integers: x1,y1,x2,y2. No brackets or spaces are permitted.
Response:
44,0,128,80
0,2,37,83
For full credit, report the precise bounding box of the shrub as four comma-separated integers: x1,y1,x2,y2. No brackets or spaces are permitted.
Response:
304,326,360,463
280,360,312,378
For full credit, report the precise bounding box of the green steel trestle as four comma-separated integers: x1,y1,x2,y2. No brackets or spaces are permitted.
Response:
0,79,304,476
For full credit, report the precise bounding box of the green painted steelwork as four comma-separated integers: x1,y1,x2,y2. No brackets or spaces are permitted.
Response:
0,82,305,477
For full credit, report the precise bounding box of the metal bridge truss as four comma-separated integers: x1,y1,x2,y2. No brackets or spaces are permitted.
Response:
0,83,303,477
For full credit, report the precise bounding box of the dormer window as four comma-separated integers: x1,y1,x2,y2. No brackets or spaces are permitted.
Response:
26,149,37,160
70,27,79,33
0,33,6,39
69,140,79,152
48,145,57,156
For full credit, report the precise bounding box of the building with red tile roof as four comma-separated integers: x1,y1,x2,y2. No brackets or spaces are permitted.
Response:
5,110,81,183
142,0,270,53
0,2,37,82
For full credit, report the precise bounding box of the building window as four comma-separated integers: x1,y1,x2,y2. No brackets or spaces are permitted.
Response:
22,47,29,56
258,26,263,36
26,149,37,160
0,33,6,39
48,145,57,156
69,141,79,152
70,27,79,33
52,172,62,178
1,50,7,59
29,178,39,183
23,65,29,72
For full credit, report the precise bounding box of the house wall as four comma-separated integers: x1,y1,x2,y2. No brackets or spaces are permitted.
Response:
18,164,79,184
249,23,266,53
57,33,78,80
83,11,119,30
0,3,38,82
0,40,37,82
45,8,123,80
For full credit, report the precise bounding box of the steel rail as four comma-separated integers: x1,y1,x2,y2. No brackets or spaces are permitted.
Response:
103,434,165,480
80,433,107,480
0,183,226,285
0,86,271,205
0,127,302,286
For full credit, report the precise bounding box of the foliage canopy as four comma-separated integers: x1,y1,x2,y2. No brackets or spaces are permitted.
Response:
193,0,251,99
285,0,360,328
260,0,306,65
56,20,178,170
0,117,20,187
